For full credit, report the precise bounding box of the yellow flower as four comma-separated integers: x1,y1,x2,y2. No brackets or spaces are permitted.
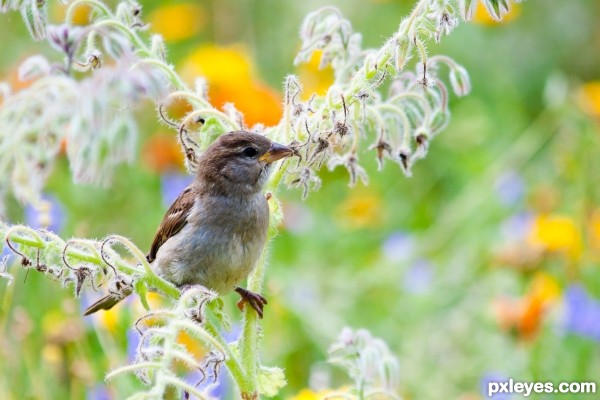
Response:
528,272,561,305
51,2,91,25
336,192,382,229
577,81,600,117
42,344,63,365
148,3,205,42
297,50,334,99
527,214,582,259
472,1,521,25
181,45,253,87
589,209,600,250
290,388,348,400
180,45,282,126
98,303,123,332
177,331,206,360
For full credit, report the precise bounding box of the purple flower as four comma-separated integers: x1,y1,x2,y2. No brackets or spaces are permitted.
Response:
500,212,533,241
24,194,64,233
87,384,112,400
563,284,600,341
79,292,97,328
481,373,512,399
160,172,193,207
1,243,15,265
184,365,229,399
127,328,140,362
403,259,432,294
382,232,414,263
223,323,241,344
283,202,314,234
494,171,525,206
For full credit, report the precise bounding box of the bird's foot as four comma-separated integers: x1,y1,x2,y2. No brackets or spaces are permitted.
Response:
235,286,268,319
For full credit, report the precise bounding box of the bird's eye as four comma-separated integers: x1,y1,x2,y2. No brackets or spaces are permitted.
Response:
242,147,258,158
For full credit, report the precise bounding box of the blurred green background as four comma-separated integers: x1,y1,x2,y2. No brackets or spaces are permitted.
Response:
1,0,600,399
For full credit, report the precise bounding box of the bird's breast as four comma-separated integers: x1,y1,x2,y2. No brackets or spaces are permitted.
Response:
153,193,269,293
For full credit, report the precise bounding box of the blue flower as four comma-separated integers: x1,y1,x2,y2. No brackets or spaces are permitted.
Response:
500,212,533,241
494,171,524,206
1,243,15,265
480,373,512,399
160,172,193,207
24,194,65,233
184,366,229,399
563,284,600,341
382,232,414,263
403,259,432,294
126,328,140,362
87,384,111,400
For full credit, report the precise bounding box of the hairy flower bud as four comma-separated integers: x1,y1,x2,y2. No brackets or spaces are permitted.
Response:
395,36,412,72
449,64,471,96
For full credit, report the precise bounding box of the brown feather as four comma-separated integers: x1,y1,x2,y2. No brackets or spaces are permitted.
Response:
146,184,196,263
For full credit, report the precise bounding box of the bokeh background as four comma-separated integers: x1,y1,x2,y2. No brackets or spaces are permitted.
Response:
1,0,600,399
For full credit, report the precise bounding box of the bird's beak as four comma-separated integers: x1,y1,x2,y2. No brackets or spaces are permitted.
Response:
259,142,294,164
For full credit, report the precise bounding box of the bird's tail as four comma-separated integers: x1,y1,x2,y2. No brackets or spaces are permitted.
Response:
83,287,133,316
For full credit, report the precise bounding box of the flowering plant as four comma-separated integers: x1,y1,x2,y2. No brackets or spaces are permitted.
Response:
0,0,521,398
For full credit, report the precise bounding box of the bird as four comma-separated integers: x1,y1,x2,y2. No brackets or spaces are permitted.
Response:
83,131,293,318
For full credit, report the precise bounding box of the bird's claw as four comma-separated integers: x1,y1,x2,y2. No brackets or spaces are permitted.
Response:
235,286,268,319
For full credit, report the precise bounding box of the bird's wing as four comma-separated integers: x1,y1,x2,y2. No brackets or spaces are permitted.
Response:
146,184,196,263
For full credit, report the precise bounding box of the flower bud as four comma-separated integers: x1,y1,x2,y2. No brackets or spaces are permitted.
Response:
395,36,412,72
18,55,50,81
20,0,47,41
449,64,471,96
150,34,167,61
460,0,477,20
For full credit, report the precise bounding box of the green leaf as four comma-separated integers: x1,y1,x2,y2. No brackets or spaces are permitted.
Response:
482,0,511,21
135,280,150,311
20,0,47,41
199,117,227,146
208,297,231,332
257,365,287,397
459,0,478,21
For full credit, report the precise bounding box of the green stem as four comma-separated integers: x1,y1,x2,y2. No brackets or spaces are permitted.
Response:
238,237,272,397
91,19,148,54
106,362,162,380
130,59,189,91
203,313,252,393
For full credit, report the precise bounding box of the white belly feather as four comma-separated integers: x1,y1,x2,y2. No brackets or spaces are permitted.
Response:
152,194,268,294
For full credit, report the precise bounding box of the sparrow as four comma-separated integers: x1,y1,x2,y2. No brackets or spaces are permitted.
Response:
84,131,293,318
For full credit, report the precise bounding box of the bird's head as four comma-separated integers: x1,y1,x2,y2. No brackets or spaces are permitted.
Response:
197,131,293,196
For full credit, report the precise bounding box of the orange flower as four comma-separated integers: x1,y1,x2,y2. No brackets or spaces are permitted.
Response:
494,272,560,340
527,214,582,259
577,81,600,117
472,1,521,25
3,60,34,92
148,3,205,42
520,272,560,339
142,133,186,173
180,45,282,126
